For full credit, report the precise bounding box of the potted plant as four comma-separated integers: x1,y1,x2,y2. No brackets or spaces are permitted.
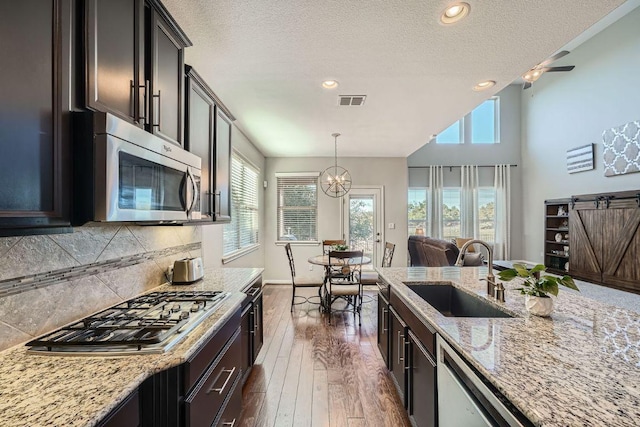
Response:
497,264,579,316
331,243,349,251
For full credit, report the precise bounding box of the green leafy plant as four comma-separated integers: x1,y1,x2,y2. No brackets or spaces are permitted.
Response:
331,244,349,251
497,264,579,297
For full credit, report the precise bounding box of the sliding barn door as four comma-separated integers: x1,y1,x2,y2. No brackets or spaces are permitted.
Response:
569,204,604,283
570,194,640,294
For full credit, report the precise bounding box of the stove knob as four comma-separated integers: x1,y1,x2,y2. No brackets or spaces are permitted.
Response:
160,310,171,319
180,311,190,320
171,304,181,312
190,302,203,312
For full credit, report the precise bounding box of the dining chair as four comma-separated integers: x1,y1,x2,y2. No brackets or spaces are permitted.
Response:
322,239,346,254
361,242,396,285
326,250,363,325
284,243,323,311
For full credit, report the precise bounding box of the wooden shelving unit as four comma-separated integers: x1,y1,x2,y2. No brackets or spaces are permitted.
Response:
544,199,571,275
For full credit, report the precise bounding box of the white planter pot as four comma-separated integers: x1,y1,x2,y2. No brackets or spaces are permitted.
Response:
525,295,554,317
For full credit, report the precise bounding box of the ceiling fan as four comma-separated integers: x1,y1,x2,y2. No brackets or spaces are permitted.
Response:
522,50,575,90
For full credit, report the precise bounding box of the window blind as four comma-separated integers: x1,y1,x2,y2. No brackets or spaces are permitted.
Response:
276,175,318,242
223,153,259,256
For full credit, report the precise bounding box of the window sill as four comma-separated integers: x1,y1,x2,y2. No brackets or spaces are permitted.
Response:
222,244,260,264
275,241,321,246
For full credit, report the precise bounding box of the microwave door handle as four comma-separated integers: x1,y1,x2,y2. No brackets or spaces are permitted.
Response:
179,173,188,211
186,169,198,214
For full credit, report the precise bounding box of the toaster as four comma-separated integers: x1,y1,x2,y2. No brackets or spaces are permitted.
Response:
171,257,204,285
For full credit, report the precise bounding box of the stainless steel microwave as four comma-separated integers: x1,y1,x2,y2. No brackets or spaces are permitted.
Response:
74,112,201,224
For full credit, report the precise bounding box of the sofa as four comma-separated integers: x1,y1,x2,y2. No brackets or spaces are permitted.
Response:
408,236,484,267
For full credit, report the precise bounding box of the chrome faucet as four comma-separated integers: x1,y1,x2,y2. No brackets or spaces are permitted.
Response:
454,239,505,302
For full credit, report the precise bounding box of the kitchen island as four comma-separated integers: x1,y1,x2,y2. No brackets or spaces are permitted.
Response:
0,267,262,427
378,266,640,426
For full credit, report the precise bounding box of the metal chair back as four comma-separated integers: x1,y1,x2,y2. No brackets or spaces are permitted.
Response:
382,242,396,268
322,239,346,255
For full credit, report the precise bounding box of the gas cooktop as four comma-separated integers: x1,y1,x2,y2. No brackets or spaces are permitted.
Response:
26,291,229,355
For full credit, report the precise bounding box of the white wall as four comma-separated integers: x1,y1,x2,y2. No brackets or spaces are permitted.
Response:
521,6,640,262
407,85,524,259
201,125,266,269
264,157,408,283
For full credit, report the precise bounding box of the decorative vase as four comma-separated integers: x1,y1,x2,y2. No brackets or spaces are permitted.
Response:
525,295,554,317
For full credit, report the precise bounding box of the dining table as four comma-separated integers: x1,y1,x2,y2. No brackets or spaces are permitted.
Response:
307,254,372,311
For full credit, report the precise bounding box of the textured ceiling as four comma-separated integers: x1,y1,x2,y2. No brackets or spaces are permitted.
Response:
163,0,627,157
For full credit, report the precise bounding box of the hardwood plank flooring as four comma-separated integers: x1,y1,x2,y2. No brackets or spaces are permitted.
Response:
239,285,411,427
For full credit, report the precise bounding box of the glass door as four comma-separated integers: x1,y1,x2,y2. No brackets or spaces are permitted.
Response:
342,187,384,268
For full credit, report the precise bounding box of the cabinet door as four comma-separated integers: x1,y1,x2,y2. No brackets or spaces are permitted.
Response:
240,305,252,384
408,330,436,427
601,206,640,292
86,0,144,126
569,205,604,283
0,0,71,232
251,292,264,362
377,292,390,367
214,109,232,222
389,307,407,406
148,8,184,146
185,70,215,219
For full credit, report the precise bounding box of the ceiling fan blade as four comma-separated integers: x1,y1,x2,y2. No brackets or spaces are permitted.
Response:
523,81,532,90
541,65,575,72
538,50,570,67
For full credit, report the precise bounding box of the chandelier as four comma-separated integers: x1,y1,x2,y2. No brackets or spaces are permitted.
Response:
320,133,352,198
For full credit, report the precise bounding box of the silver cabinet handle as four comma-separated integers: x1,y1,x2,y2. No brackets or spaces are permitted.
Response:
397,331,403,363
152,89,161,130
214,191,221,217
138,80,149,124
207,367,236,395
129,80,135,120
381,308,388,333
221,420,236,427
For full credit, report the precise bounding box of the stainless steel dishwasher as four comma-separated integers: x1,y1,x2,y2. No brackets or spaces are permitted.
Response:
436,335,530,427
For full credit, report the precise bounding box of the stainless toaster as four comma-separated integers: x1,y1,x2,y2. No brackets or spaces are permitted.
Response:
171,257,204,284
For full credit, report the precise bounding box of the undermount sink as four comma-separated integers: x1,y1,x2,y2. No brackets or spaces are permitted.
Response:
407,284,513,318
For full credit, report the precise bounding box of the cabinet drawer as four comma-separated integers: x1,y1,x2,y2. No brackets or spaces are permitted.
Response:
185,329,242,427
213,373,243,427
184,308,240,392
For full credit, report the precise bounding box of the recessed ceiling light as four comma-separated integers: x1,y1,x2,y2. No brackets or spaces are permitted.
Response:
322,80,339,89
440,2,470,25
473,80,496,91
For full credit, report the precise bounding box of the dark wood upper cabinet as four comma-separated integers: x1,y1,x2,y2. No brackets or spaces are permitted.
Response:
184,65,234,223
85,0,145,126
185,66,215,219
214,109,232,222
0,0,72,235
146,1,190,147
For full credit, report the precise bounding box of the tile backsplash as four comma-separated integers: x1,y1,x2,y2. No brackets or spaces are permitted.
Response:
0,224,201,352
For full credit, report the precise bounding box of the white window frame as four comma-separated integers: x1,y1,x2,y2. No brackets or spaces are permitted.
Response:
222,151,260,263
436,118,464,144
275,172,320,245
470,96,500,144
436,96,500,144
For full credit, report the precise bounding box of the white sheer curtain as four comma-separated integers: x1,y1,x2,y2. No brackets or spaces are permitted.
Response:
494,164,511,260
429,166,444,239
460,165,479,239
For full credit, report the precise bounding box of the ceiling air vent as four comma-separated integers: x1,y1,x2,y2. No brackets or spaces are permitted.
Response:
338,95,367,106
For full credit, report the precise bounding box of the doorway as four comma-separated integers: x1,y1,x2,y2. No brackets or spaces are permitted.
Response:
342,187,384,268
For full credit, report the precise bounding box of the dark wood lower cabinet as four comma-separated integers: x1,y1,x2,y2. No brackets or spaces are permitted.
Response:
408,330,437,427
389,306,408,406
97,390,140,427
377,292,390,368
380,289,438,427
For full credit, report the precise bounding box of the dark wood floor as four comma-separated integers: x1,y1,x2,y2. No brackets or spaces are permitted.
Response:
238,285,411,427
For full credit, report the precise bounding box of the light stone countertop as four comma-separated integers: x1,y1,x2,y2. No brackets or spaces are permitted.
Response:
378,267,640,427
0,267,263,427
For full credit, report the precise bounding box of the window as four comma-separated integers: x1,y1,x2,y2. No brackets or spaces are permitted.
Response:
442,188,461,241
223,153,259,257
435,97,500,144
276,173,318,242
408,188,428,235
478,187,496,242
436,120,463,144
471,97,499,144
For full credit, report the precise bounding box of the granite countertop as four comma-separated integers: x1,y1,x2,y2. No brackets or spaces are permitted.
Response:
0,267,263,427
378,267,640,427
